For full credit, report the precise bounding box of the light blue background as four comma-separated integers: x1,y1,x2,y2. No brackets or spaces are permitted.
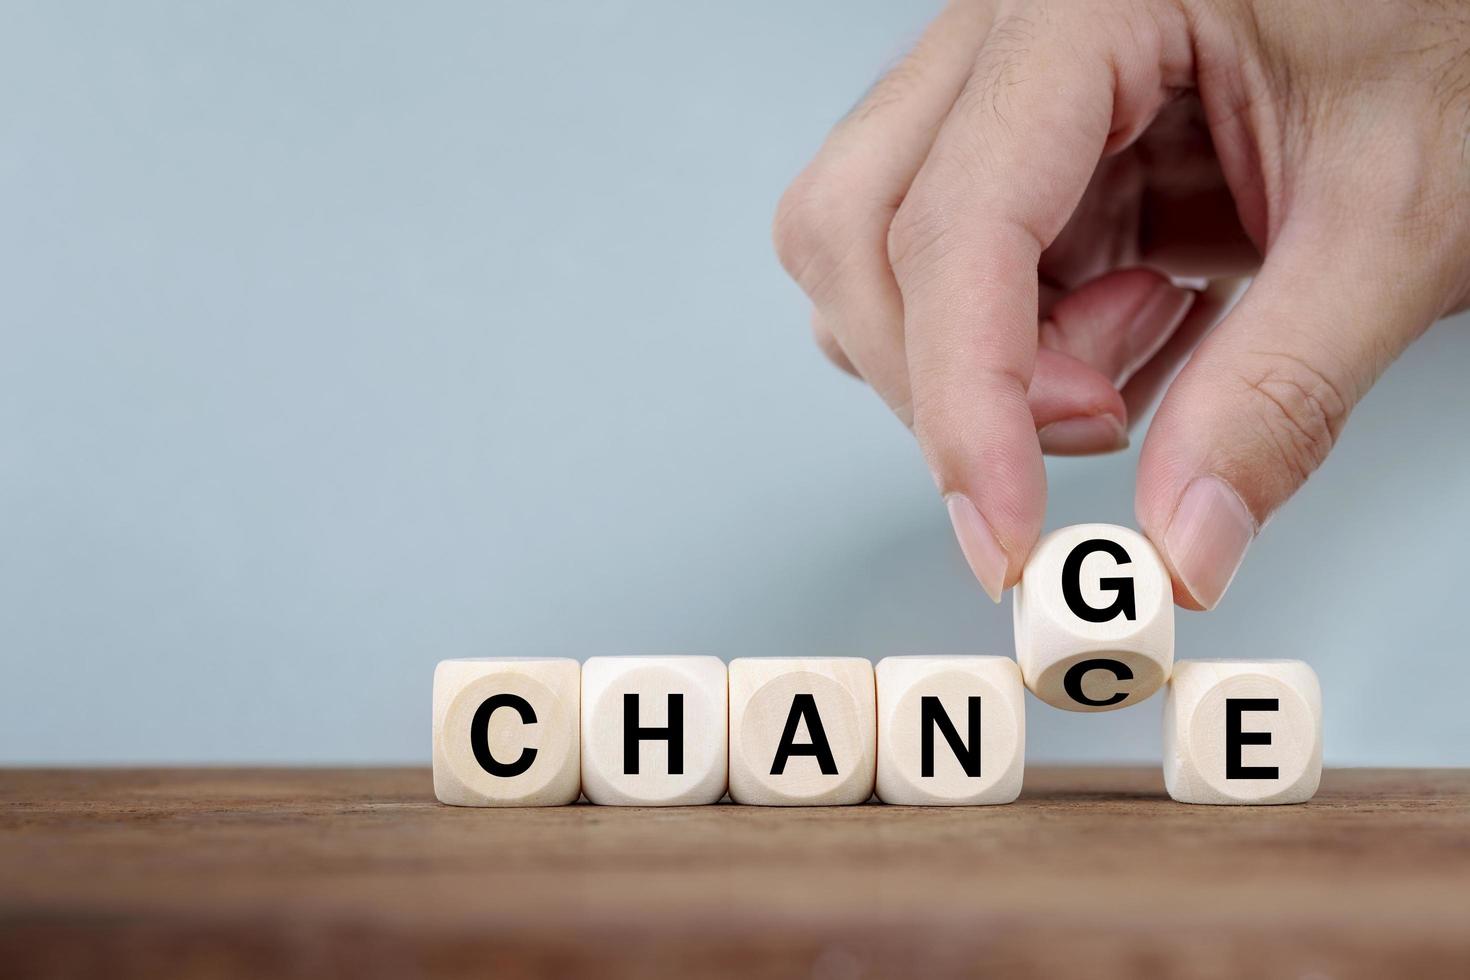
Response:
3,1,1466,764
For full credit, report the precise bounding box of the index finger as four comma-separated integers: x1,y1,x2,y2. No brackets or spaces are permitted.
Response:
889,8,1188,599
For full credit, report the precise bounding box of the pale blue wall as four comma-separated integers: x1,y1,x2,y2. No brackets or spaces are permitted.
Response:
3,1,1466,764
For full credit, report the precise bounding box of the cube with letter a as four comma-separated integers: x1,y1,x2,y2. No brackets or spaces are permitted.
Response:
728,657,875,806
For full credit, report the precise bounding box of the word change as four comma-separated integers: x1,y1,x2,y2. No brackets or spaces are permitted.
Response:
433,524,1323,807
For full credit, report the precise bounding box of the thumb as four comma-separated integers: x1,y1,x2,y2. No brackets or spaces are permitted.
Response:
1136,214,1444,610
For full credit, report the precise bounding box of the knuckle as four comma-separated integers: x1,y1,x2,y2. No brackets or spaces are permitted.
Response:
886,192,955,285
772,166,872,298
1235,352,1351,486
771,175,821,281
847,53,927,127
809,314,852,373
966,13,1038,117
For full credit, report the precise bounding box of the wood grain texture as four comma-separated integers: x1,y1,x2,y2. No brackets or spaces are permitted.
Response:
2,767,1468,979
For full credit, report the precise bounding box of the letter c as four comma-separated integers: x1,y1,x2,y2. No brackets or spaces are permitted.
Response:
470,693,538,777
1062,659,1133,707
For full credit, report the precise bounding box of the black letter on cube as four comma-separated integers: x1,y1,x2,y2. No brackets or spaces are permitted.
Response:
1062,539,1137,623
1226,698,1279,779
921,695,982,778
622,692,685,775
771,693,839,775
1062,658,1133,708
471,693,538,778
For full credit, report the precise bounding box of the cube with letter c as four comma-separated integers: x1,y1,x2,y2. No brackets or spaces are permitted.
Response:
1013,524,1174,711
433,658,581,807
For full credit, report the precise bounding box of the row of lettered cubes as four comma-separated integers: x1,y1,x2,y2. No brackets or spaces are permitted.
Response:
433,654,1323,808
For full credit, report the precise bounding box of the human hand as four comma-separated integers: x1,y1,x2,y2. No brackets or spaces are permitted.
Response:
774,0,1470,609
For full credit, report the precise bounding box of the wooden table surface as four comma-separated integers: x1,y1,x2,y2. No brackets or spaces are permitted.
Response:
2,767,1468,979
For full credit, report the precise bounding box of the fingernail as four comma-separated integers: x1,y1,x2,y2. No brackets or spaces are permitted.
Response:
1038,414,1128,456
1162,476,1256,610
1125,283,1195,370
944,492,1009,603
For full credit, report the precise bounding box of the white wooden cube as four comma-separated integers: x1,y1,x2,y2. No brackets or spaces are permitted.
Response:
1164,659,1322,805
580,656,727,806
875,656,1025,806
1013,523,1173,712
728,658,875,806
432,658,581,807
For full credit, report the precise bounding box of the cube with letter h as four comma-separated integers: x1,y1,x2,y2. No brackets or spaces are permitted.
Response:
1014,523,1173,711
1164,659,1322,805
580,656,727,805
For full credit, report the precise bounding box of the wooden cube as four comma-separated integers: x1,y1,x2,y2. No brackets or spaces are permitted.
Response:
875,656,1024,805
1164,659,1322,805
728,658,875,806
1013,523,1173,712
580,656,727,805
432,658,581,807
